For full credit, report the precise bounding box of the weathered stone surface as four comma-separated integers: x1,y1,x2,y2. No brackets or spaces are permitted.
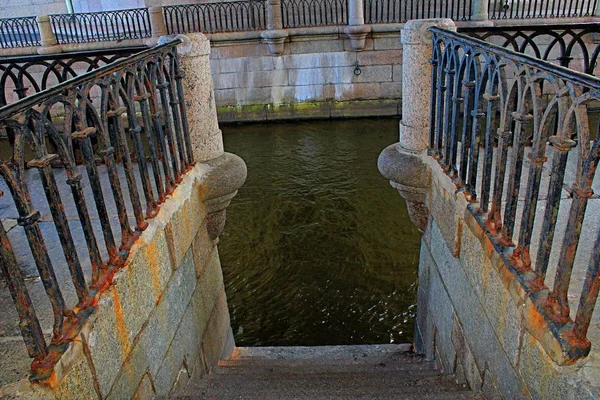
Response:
52,352,99,400
106,249,197,399
132,373,155,400
192,248,226,338
202,291,233,370
192,220,215,278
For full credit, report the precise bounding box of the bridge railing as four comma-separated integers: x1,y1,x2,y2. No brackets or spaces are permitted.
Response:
0,47,145,106
363,0,472,23
0,16,40,48
281,0,348,28
164,0,267,34
50,8,152,44
428,26,600,360
459,23,600,75
488,0,598,19
0,39,193,379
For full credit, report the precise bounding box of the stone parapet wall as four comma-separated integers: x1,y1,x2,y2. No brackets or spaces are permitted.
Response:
414,159,600,399
207,25,403,122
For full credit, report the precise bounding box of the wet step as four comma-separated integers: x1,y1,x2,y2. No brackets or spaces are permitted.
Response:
170,345,484,400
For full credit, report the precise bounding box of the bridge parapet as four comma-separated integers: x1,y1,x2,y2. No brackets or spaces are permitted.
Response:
379,19,600,398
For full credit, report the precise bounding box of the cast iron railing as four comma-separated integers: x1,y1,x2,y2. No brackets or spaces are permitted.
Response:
363,0,472,23
50,8,151,44
281,0,348,28
459,23,600,75
429,26,600,361
488,0,598,19
0,16,40,48
164,1,267,34
0,47,145,107
0,39,193,379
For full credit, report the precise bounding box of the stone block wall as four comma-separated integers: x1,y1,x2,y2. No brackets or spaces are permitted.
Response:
1,164,236,399
207,26,403,122
414,159,600,399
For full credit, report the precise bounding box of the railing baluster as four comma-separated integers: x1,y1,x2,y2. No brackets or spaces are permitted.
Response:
0,201,48,360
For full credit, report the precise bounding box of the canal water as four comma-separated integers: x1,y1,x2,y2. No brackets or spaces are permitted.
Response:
219,118,422,347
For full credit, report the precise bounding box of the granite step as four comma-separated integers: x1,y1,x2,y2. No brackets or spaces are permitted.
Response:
169,345,485,400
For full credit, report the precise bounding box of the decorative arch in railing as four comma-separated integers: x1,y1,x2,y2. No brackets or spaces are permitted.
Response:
0,16,40,48
164,1,267,34
429,27,600,362
50,8,151,44
460,23,600,76
363,0,472,24
281,0,348,28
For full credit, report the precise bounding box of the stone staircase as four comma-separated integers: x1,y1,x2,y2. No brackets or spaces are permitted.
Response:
170,344,484,399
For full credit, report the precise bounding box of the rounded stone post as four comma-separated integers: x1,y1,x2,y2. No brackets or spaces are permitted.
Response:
378,19,456,231
262,0,288,56
149,6,168,38
36,15,62,54
400,19,455,152
471,0,490,21
173,33,223,162
344,0,370,51
173,33,247,242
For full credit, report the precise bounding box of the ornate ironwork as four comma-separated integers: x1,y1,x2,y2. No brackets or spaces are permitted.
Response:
488,0,598,19
164,1,267,34
429,26,600,361
0,16,40,48
459,23,600,75
281,0,348,28
363,0,472,23
0,47,145,108
50,8,151,44
0,39,193,379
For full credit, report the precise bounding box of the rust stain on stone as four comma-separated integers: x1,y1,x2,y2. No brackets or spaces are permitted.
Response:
112,288,132,356
146,243,162,300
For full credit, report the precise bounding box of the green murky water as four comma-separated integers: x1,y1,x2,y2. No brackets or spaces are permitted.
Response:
219,118,422,347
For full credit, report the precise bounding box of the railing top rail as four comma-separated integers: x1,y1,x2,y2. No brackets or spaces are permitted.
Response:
457,22,600,32
429,26,600,88
0,46,147,63
0,15,38,21
48,7,149,16
0,38,180,121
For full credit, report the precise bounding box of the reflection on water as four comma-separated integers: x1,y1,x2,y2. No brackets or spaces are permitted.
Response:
219,118,422,346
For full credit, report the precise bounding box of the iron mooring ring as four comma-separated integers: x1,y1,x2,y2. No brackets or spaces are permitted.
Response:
354,63,362,76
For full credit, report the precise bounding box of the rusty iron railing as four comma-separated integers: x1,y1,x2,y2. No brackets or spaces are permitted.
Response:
488,0,598,19
363,0,472,23
164,0,267,34
0,47,145,107
429,26,600,362
50,8,151,44
459,23,600,75
0,39,193,379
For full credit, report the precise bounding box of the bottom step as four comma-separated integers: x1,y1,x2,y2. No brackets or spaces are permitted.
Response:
170,344,484,400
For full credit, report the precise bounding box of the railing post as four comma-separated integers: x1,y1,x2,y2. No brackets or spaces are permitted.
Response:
262,0,288,56
344,0,371,51
378,19,456,231
595,1,600,16
36,15,61,54
149,6,168,38
471,0,490,21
